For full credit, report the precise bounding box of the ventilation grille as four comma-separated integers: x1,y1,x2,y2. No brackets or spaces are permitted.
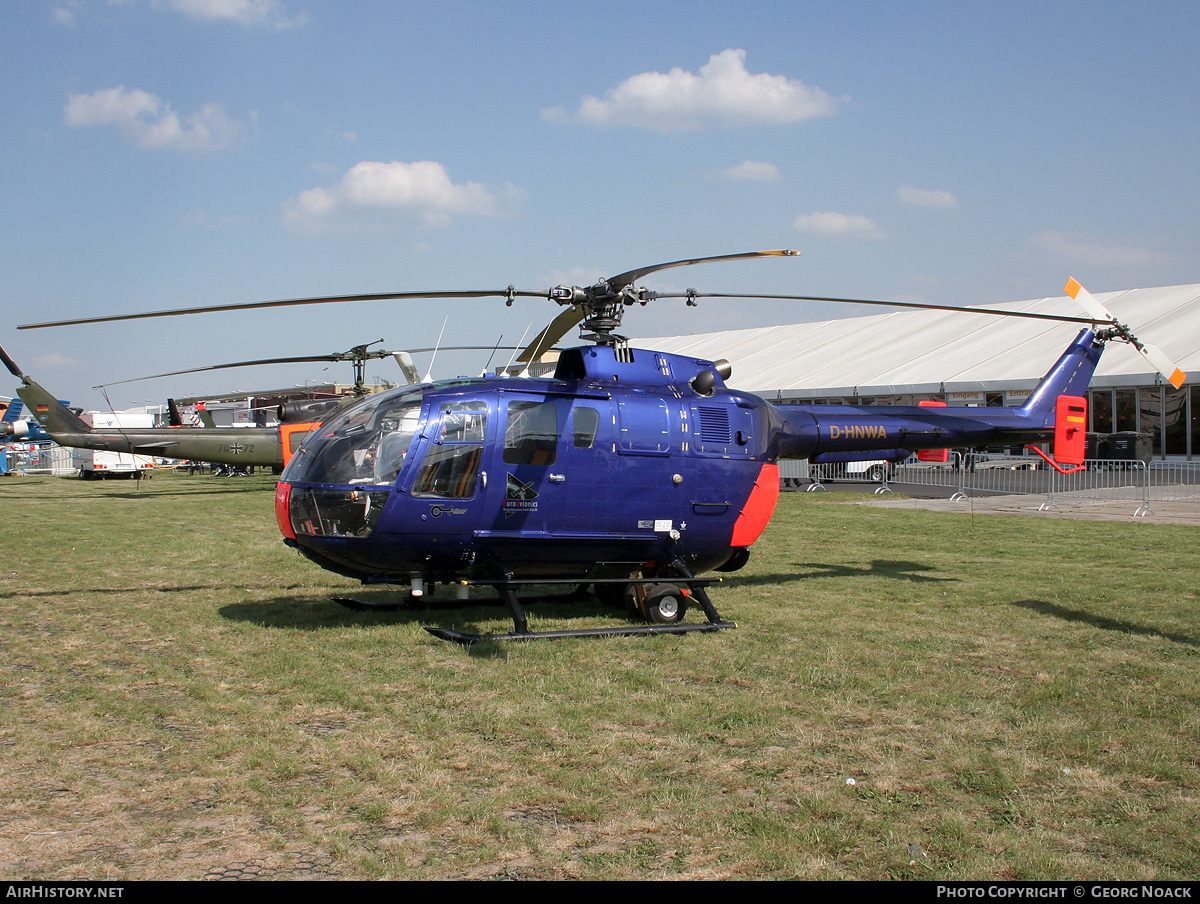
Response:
695,407,732,445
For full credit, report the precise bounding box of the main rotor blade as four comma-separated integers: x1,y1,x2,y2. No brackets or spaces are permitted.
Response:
19,250,801,330
606,249,799,294
18,288,547,330
516,307,586,363
657,292,1098,326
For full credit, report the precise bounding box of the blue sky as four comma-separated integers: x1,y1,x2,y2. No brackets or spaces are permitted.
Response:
3,0,1198,407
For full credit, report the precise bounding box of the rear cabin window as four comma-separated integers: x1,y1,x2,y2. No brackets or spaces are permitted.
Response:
503,400,558,466
572,406,600,449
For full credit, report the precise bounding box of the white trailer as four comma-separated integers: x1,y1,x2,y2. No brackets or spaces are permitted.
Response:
73,411,157,479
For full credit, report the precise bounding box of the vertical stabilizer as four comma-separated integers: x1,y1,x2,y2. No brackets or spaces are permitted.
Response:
15,377,93,436
1018,329,1104,423
1,344,92,437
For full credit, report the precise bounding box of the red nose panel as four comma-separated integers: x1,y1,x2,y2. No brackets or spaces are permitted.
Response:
274,482,295,540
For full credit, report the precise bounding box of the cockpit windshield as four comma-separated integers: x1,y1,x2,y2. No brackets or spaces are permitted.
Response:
282,388,424,486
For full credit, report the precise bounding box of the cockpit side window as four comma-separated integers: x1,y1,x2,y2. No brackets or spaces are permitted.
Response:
281,389,424,486
412,400,487,499
371,400,423,485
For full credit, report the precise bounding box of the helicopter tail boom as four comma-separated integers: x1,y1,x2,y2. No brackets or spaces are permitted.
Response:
768,328,1106,460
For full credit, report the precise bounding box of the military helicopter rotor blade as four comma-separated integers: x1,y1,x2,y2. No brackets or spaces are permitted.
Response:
0,344,24,379
93,342,559,390
1064,277,1186,388
93,354,374,389
17,288,549,330
92,340,393,390
656,291,1100,326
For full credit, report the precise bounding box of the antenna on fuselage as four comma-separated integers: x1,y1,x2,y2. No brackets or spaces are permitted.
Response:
479,334,504,377
501,323,532,377
422,316,448,384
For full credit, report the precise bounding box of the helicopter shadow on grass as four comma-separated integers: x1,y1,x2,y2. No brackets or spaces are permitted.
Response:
0,583,220,601
1012,599,1199,648
219,587,627,634
86,482,274,499
733,560,961,588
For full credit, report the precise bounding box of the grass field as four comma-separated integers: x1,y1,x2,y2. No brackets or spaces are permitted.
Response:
0,471,1196,880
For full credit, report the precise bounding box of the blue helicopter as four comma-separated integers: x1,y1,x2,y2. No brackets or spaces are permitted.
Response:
19,251,1175,642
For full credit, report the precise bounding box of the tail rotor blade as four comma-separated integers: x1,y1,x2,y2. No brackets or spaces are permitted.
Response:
1064,277,1116,323
1140,342,1187,389
1065,277,1186,388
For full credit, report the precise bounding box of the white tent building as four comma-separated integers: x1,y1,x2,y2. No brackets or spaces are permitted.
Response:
641,283,1200,459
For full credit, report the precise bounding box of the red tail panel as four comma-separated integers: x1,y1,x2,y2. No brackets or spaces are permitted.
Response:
1054,395,1087,465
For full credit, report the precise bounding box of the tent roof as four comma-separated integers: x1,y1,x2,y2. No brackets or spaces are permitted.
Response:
639,284,1200,396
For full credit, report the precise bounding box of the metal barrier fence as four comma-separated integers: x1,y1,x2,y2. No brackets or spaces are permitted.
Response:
788,453,1200,517
1147,460,1200,504
1039,460,1149,515
4,444,77,476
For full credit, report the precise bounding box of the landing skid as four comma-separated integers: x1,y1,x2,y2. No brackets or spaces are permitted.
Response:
332,596,414,612
425,558,736,644
425,621,736,644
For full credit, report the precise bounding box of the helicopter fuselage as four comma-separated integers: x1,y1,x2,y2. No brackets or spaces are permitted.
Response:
276,346,781,582
274,332,1102,587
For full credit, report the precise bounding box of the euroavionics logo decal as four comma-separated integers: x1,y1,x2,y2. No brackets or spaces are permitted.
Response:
503,473,539,518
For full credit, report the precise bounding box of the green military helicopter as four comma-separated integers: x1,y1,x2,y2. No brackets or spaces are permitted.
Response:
0,343,389,474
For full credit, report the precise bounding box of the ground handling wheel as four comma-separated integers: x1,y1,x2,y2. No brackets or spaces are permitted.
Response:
642,583,688,625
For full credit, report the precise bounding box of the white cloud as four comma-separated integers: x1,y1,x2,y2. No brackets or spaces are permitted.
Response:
793,211,887,239
897,186,958,208
64,86,244,153
721,161,781,182
1030,231,1175,268
163,0,308,29
543,49,845,134
283,160,524,230
34,352,76,369
51,3,80,26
